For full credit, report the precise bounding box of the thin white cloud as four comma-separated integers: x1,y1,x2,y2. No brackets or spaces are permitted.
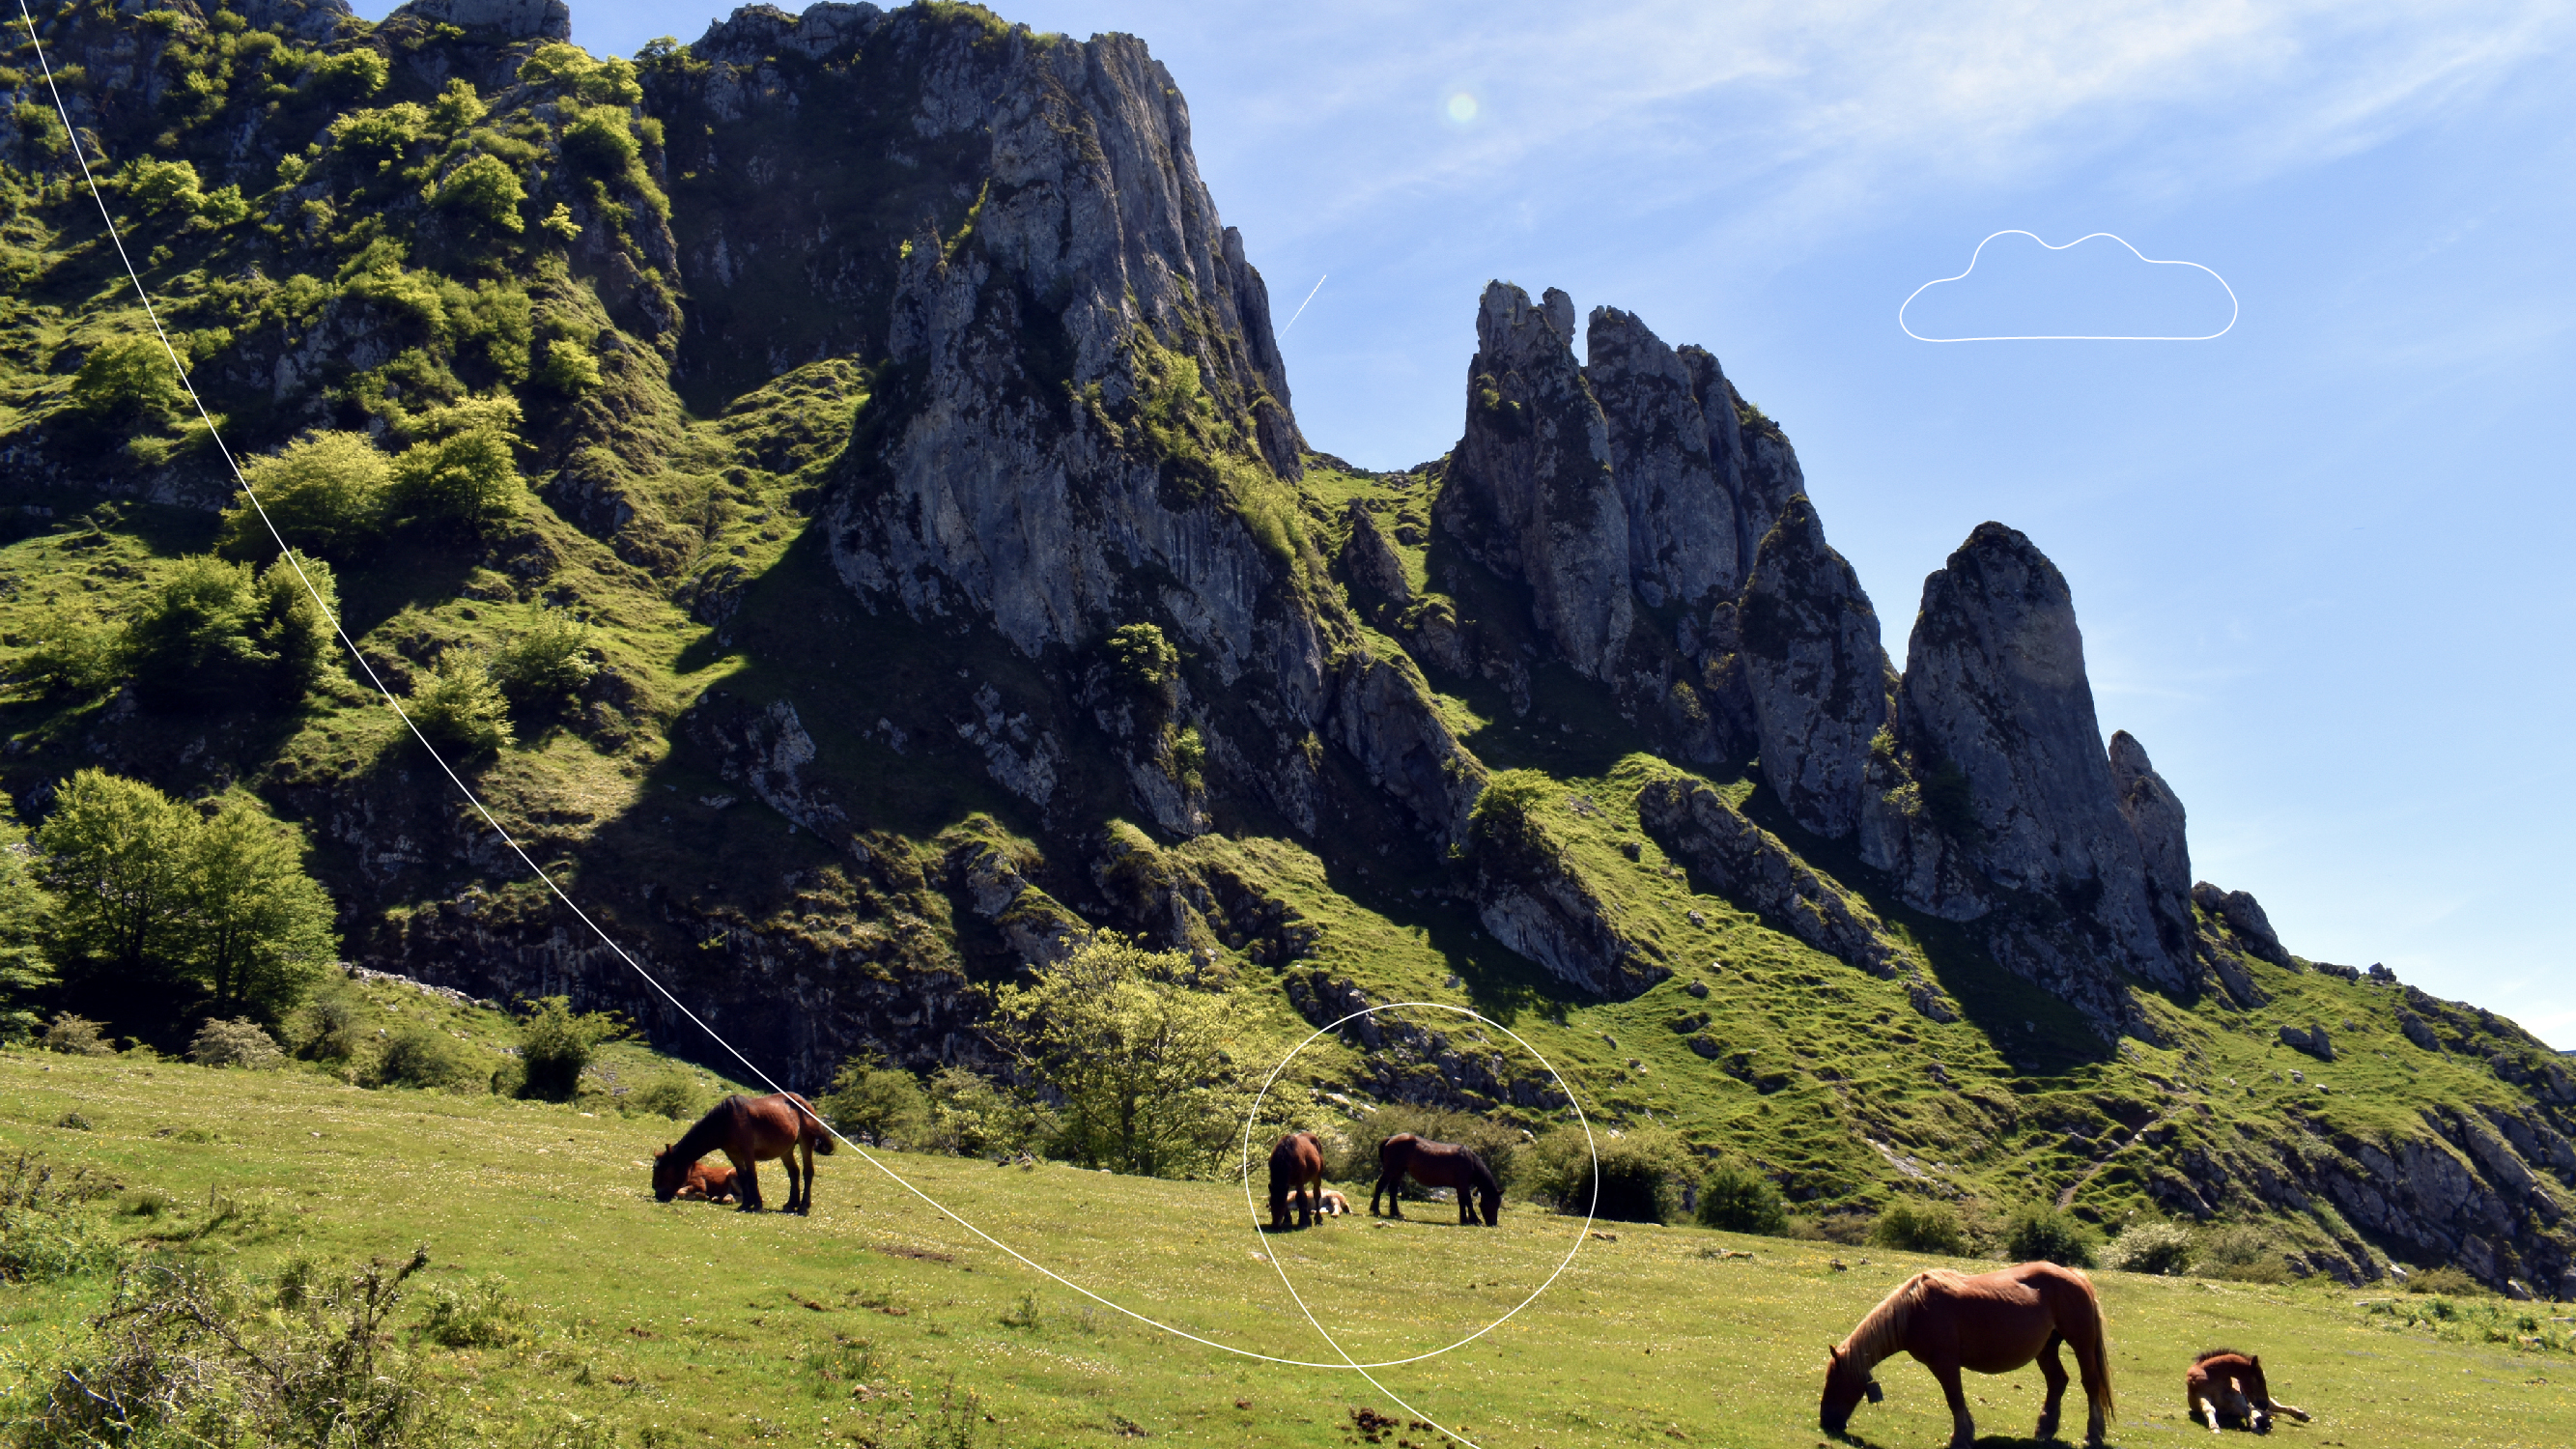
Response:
1897,230,2239,341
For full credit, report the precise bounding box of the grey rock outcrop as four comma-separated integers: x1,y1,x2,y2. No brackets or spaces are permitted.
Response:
1586,307,1740,609
2194,880,2291,965
1741,495,1891,838
2279,1023,2335,1061
1436,283,1633,679
2109,731,2194,959
1339,502,1413,612
1897,523,2187,995
395,0,570,41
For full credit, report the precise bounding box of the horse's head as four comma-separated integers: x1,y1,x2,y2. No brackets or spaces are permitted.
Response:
651,1145,686,1203
1819,1343,1882,1435
1476,1185,1500,1227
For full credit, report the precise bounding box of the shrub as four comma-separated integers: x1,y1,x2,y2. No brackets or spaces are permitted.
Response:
407,655,515,753
489,612,596,705
432,153,525,233
626,1074,702,1122
217,431,390,559
2407,1264,2482,1295
1696,1157,1789,1235
1870,1198,1968,1255
560,111,641,175
923,1066,1047,1157
819,1053,930,1148
388,426,523,528
2100,1220,2194,1276
1104,622,1177,704
2003,1205,2097,1267
123,157,202,215
365,1026,464,1091
41,1012,115,1057
69,336,184,423
11,612,122,696
2197,1225,2288,1284
117,554,342,703
0,1151,119,1285
308,48,389,100
513,996,623,1101
293,987,366,1062
19,1248,444,1446
530,336,601,393
188,1017,284,1070
1531,1124,1693,1224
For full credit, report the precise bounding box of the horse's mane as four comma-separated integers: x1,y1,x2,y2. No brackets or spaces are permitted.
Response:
668,1095,742,1163
2192,1348,2248,1365
1465,1150,1500,1197
1840,1273,1935,1369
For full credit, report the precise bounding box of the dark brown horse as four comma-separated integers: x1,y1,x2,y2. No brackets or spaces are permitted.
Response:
1821,1263,2115,1448
1371,1133,1500,1226
652,1093,835,1213
2186,1350,2309,1435
673,1159,738,1204
1267,1131,1326,1230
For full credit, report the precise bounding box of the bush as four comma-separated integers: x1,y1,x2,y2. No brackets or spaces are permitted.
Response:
489,612,595,705
69,336,184,423
2100,1220,2194,1276
19,1248,445,1447
293,988,366,1062
2197,1225,2287,1284
530,336,601,394
216,431,389,559
117,554,342,703
365,1026,464,1091
1870,1198,1969,1255
40,1012,115,1057
308,49,389,100
122,157,202,215
407,655,515,753
2002,1205,2097,1267
1531,1124,1693,1224
388,426,523,528
10,612,122,696
819,1054,930,1148
416,1274,527,1348
513,996,623,1101
1696,1157,1789,1235
188,1017,284,1070
625,1073,702,1122
2407,1264,2482,1295
432,153,524,233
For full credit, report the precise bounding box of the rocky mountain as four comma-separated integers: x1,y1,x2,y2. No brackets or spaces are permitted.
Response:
1,0,2568,1297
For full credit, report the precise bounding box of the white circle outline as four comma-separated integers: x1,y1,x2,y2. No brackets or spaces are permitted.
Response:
1236,1003,1598,1369
1896,229,2239,342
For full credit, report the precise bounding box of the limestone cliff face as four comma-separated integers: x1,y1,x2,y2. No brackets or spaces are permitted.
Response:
1435,284,1632,680
1895,524,2188,997
1586,307,1741,611
1740,495,1889,839
2109,730,2194,960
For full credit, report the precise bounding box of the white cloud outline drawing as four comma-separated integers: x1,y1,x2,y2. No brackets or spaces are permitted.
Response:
1898,230,2239,342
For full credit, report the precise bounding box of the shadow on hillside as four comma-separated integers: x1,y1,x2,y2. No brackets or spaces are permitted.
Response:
1733,783,2109,1079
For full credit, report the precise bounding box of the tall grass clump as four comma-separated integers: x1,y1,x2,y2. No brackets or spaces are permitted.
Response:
0,1151,120,1284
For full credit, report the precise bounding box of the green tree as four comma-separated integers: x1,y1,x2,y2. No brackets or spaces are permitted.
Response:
123,157,202,214
1871,1198,1969,1255
0,795,59,1044
1696,1157,1790,1236
216,431,390,559
818,1052,930,1148
2002,1204,2097,1267
37,770,195,980
924,1066,1049,1157
120,554,339,705
388,427,523,529
176,797,336,1019
69,336,184,424
988,932,1242,1179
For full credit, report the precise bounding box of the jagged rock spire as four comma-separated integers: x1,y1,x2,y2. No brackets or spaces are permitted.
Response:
1741,494,1891,839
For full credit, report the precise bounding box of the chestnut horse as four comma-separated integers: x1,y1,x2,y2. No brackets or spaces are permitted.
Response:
1821,1263,2115,1448
652,1093,835,1213
673,1159,737,1204
2186,1350,2308,1435
1371,1133,1500,1226
1267,1131,1327,1230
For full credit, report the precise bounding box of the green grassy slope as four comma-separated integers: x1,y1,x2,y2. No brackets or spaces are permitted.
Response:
5,1048,2572,1447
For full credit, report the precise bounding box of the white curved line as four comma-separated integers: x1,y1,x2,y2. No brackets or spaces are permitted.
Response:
1236,1002,1599,1433
1896,229,2238,342
13,0,1588,1404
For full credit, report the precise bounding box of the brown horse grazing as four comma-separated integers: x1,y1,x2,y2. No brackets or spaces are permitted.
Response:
673,1159,739,1204
2186,1350,2309,1434
1371,1133,1500,1226
651,1093,835,1213
1268,1131,1327,1230
1821,1263,2115,1449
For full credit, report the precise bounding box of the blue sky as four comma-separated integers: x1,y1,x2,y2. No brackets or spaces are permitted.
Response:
359,2,2576,1045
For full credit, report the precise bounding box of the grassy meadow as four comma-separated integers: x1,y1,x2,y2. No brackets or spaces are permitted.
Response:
5,1046,2571,1448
